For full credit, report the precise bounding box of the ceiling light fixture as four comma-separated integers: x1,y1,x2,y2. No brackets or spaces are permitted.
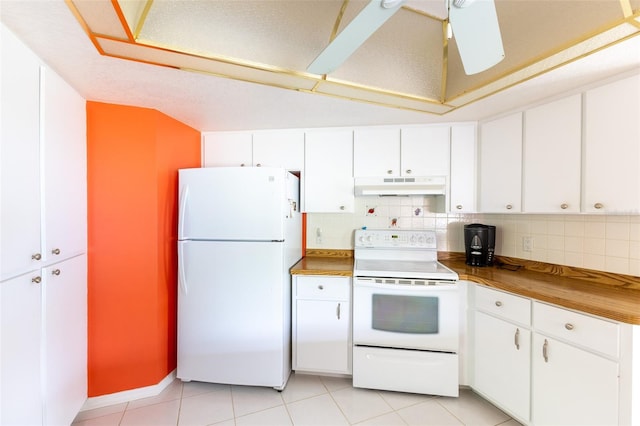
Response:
381,0,403,9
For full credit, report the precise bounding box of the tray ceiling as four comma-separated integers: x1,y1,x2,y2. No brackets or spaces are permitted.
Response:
67,0,640,115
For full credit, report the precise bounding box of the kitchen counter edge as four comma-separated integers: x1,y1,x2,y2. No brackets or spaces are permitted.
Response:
290,251,640,325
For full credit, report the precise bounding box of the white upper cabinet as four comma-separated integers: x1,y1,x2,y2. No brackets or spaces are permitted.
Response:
304,129,354,213
479,112,523,213
353,126,451,178
252,130,304,171
203,130,304,172
450,124,477,213
202,132,253,167
1,25,42,279
523,94,582,213
41,66,87,262
353,127,400,177
583,73,640,214
400,126,450,176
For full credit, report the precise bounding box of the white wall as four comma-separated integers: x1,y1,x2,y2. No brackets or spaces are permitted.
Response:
307,195,640,276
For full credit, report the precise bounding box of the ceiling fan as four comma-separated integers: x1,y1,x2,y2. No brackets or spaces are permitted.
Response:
307,0,505,76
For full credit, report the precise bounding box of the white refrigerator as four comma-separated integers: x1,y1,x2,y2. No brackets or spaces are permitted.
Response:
177,167,301,389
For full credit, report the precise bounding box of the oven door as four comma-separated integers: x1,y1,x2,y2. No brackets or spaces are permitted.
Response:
353,277,459,353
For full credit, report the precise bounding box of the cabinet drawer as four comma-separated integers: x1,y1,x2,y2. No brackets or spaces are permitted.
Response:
533,302,619,358
475,285,531,326
296,276,350,300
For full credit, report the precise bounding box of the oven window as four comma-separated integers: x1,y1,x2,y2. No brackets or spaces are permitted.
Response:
371,294,439,334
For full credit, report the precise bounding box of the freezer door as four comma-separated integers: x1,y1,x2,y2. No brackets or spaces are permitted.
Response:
177,240,291,388
179,167,297,241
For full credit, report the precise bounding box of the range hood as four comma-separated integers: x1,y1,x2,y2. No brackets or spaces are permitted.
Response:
355,176,447,196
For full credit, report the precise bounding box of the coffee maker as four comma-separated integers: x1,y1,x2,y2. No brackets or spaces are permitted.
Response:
464,224,496,266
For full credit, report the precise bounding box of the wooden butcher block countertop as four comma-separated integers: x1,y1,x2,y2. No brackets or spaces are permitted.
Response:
291,250,640,325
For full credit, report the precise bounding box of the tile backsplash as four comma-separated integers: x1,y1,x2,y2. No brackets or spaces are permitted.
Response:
306,196,640,276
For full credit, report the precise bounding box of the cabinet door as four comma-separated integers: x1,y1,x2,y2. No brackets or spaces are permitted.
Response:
41,67,87,263
584,74,640,213
474,312,530,423
524,94,581,213
532,334,618,426
0,25,42,280
479,112,523,212
252,130,304,171
295,299,350,374
43,255,87,426
353,127,400,177
202,132,253,167
450,124,476,213
304,129,354,213
1,272,43,426
401,126,450,176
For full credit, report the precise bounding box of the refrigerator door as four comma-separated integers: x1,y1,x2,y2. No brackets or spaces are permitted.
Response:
177,240,291,388
178,167,296,241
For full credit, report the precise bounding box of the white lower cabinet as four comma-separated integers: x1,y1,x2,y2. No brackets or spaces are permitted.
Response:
292,275,351,375
472,285,632,426
531,301,619,426
531,334,618,426
1,254,87,426
474,286,531,423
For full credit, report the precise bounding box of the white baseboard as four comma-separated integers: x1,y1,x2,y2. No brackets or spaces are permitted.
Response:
81,369,176,411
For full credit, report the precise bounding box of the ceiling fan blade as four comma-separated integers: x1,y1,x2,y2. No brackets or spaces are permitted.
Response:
307,0,406,75
449,0,504,75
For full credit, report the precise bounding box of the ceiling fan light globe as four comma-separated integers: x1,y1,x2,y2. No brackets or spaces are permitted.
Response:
452,0,477,8
381,0,404,8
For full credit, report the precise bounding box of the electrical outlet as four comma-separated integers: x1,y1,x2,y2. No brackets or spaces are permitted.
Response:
523,236,533,252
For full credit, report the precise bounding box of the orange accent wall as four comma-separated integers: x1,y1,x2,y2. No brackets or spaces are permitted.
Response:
86,101,201,396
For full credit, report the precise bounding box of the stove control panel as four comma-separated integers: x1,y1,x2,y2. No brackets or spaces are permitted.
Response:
355,229,437,249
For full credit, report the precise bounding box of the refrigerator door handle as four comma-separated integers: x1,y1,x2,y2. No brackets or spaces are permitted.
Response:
178,243,188,295
178,185,189,239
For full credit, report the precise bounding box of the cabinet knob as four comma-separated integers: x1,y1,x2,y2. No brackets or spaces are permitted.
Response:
560,203,568,210
495,301,503,307
52,269,61,276
32,253,42,261
318,285,324,290
387,170,393,175
405,169,412,174
256,163,261,167
505,204,513,210
339,205,345,211
32,276,42,284
51,248,61,255
240,163,246,167
456,205,463,210
564,323,574,331
594,202,604,209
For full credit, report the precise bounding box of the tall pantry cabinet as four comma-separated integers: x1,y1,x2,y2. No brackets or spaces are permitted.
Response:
1,23,87,425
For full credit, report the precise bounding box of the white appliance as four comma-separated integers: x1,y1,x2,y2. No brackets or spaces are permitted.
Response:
177,167,301,390
352,229,460,397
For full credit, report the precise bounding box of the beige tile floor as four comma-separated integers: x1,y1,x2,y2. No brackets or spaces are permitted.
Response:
72,373,522,426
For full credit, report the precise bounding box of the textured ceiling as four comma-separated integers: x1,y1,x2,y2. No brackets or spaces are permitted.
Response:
66,0,640,115
1,0,639,130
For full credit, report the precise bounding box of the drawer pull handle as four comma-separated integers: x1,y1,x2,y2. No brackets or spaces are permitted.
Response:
318,285,324,290
514,328,520,350
495,301,503,307
564,323,574,331
543,339,549,363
